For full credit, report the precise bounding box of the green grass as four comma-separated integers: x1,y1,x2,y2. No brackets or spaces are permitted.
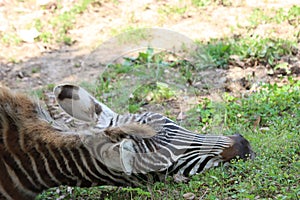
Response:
33,0,95,45
158,4,187,16
197,36,298,68
116,27,150,45
0,0,95,46
249,6,300,28
191,0,234,7
1,33,22,46
94,47,196,113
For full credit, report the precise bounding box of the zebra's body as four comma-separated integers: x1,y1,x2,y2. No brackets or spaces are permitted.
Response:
0,85,254,200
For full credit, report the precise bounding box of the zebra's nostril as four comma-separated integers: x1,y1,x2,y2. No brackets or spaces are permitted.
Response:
94,102,102,115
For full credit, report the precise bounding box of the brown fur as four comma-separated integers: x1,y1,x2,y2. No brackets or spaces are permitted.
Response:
0,87,85,199
104,123,157,142
0,86,79,146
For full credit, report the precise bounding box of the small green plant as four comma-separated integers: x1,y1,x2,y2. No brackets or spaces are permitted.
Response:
1,33,22,46
248,6,300,27
129,81,177,112
200,36,298,68
96,47,198,113
33,0,95,44
191,0,212,7
7,57,21,64
30,88,44,99
47,83,55,91
287,5,300,26
182,98,214,129
202,39,232,68
248,8,270,27
121,187,151,198
31,67,39,73
222,79,300,129
191,0,234,7
237,37,297,66
158,5,187,16
111,27,149,45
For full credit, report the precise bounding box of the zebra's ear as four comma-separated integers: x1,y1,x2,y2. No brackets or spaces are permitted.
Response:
53,84,101,122
54,84,117,126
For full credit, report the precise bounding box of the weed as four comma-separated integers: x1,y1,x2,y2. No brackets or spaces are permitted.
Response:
33,0,95,44
30,88,44,99
191,0,234,7
96,47,198,113
191,0,212,7
111,27,149,45
129,81,177,112
201,39,232,68
248,6,300,28
1,33,22,46
158,5,187,16
222,79,300,129
7,57,21,64
199,36,298,68
248,8,270,27
47,83,55,91
31,67,39,74
287,5,300,26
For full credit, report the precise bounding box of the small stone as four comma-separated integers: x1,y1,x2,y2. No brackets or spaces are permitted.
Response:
18,28,40,43
176,111,186,120
183,192,195,200
36,0,52,6
17,71,24,79
173,174,189,183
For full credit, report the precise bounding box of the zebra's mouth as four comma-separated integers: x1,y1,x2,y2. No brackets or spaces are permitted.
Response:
222,134,255,162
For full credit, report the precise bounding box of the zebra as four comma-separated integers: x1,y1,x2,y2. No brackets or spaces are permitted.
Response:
0,84,254,200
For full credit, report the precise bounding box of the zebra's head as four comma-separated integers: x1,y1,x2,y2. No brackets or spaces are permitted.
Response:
53,84,255,177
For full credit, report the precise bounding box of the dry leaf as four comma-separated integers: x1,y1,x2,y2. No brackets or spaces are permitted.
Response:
253,115,261,129
173,174,189,183
183,192,195,200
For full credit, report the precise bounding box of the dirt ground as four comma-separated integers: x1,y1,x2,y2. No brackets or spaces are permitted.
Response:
0,0,299,95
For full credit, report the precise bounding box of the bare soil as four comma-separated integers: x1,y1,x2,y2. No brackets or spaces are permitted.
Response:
0,0,299,96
